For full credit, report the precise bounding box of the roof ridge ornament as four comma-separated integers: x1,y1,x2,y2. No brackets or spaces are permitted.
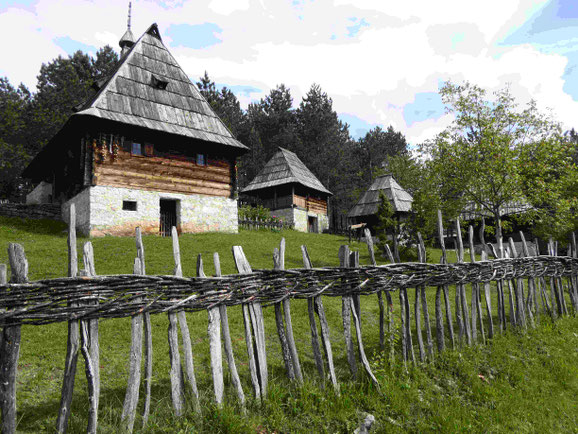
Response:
119,1,136,55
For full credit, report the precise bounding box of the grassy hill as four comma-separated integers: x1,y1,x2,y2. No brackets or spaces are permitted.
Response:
0,216,576,433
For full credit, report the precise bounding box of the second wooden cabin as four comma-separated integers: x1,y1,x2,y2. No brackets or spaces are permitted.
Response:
241,148,331,233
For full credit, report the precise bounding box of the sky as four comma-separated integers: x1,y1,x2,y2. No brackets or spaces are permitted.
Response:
1,0,577,145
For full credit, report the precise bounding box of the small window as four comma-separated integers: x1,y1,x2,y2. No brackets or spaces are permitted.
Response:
196,153,206,166
144,143,154,156
123,200,137,211
131,142,142,156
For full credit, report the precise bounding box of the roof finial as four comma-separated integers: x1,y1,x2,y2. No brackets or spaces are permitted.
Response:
119,1,135,55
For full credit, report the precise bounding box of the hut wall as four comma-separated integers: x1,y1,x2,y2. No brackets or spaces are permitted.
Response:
269,207,328,233
62,185,238,237
293,194,327,214
92,148,232,198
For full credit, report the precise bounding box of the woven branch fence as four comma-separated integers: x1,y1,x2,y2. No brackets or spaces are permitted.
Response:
0,204,577,433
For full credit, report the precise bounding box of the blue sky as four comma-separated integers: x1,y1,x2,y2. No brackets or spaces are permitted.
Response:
1,0,577,143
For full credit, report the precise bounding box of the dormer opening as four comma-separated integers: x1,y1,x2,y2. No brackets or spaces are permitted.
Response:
151,74,169,90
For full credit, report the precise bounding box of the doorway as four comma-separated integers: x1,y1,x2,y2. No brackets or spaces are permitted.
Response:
160,199,178,236
308,215,318,233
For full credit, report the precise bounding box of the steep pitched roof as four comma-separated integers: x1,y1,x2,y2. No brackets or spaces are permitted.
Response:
74,23,247,150
348,174,413,218
241,147,332,195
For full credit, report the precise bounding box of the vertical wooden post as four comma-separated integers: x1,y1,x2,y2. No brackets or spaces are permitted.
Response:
509,238,528,329
0,264,5,351
57,203,79,434
80,242,99,433
274,239,303,383
233,246,267,399
169,227,197,414
196,253,224,406
347,249,379,388
135,228,153,427
214,253,246,407
455,218,472,345
417,233,434,359
121,258,144,433
437,211,455,350
302,246,339,392
301,246,324,382
0,244,27,434
520,232,538,320
468,226,485,343
339,245,357,378
383,245,396,363
364,228,386,351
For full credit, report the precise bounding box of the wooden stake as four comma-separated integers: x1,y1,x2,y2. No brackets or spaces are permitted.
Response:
468,227,485,344
275,239,303,383
455,218,472,345
437,210,455,349
121,258,144,433
56,203,79,434
364,229,387,351
214,253,245,407
135,227,152,427
301,246,324,383
302,246,339,392
233,246,267,399
172,228,200,412
81,242,99,433
418,233,434,359
339,245,357,378
0,243,27,434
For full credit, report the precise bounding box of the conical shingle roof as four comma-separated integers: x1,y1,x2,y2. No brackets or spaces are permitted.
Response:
348,174,412,218
242,148,331,195
75,23,246,150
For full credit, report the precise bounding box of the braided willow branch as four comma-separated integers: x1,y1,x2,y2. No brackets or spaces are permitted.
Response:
0,256,576,326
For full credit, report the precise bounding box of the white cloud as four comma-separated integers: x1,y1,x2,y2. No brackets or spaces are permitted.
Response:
0,0,576,146
208,0,250,15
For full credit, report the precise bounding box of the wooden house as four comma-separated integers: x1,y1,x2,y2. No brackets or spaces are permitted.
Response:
347,174,413,232
23,23,248,236
241,148,331,233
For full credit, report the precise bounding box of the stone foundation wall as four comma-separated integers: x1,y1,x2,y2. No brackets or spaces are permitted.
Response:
0,203,62,220
271,207,328,233
63,186,238,236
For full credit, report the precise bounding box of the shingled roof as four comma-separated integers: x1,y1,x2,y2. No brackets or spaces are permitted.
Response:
242,148,332,195
348,174,413,218
74,23,246,150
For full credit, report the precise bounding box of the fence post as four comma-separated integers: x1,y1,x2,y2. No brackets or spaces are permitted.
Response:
302,245,339,393
0,243,28,434
437,210,454,351
56,203,79,433
233,246,267,400
214,253,246,407
418,233,434,359
121,257,144,433
339,245,358,378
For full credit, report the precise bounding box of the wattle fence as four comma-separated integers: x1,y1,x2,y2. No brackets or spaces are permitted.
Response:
0,204,577,433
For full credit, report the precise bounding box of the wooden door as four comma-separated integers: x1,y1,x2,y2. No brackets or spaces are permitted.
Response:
308,216,318,233
160,199,178,236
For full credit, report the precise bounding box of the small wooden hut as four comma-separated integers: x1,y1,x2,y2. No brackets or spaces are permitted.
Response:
347,174,413,232
22,23,247,236
241,148,331,233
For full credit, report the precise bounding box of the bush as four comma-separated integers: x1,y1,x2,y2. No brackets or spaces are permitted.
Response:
238,204,271,221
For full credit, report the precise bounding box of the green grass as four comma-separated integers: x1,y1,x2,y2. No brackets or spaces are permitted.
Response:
0,216,577,433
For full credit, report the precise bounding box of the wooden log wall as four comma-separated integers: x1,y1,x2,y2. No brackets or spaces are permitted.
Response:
293,194,328,214
0,206,577,433
93,146,232,197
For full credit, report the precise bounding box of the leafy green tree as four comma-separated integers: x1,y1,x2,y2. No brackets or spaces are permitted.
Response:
421,81,563,240
0,139,30,201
